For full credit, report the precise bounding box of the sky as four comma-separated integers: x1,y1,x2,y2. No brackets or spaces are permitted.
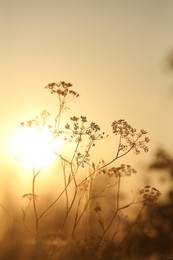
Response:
1,0,173,199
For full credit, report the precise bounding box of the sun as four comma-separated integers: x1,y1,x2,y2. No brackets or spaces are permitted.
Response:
12,125,63,170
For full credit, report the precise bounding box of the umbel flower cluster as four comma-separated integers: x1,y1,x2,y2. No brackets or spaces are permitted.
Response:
64,115,108,144
139,185,161,203
111,119,150,155
45,81,79,98
106,164,137,177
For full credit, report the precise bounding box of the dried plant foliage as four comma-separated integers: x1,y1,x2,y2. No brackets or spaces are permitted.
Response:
0,81,161,260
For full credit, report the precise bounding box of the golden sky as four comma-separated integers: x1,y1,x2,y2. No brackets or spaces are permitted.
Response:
1,0,173,181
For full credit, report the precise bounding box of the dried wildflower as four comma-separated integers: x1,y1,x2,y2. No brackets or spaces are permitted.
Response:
81,116,87,123
76,151,90,167
111,119,136,137
64,116,108,144
105,164,137,177
45,81,79,99
70,116,79,122
111,119,150,155
139,185,161,203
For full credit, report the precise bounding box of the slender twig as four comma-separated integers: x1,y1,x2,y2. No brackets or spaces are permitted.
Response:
118,203,145,249
38,185,68,220
32,166,41,251
110,217,121,242
58,184,110,260
79,135,138,186
54,94,65,131
116,175,121,210
62,188,78,228
97,211,105,232
95,193,140,251
37,134,139,221
61,159,69,223
95,176,121,249
62,141,94,227
75,140,93,173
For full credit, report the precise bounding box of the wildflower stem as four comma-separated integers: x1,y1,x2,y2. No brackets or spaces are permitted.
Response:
116,175,121,210
95,176,121,249
32,166,40,252
62,188,78,228
79,142,134,186
61,159,69,226
118,204,145,249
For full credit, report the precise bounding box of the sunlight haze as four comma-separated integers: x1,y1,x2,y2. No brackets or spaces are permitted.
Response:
0,0,173,192
1,1,173,258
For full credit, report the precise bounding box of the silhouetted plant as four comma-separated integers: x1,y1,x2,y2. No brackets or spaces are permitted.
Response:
0,81,161,260
112,148,173,260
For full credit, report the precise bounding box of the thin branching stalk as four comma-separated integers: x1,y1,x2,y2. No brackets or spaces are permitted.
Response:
55,101,64,131
116,175,121,210
93,200,143,256
62,141,94,227
70,163,78,187
97,211,105,232
37,131,141,222
57,198,91,260
70,125,84,185
79,135,138,186
32,166,41,251
58,182,111,259
61,128,86,227
110,217,121,242
118,203,145,249
61,158,69,226
95,181,121,248
71,187,110,241
62,187,78,228
75,140,93,173
38,185,69,220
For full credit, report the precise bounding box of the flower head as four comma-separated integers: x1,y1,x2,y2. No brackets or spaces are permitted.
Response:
139,185,161,203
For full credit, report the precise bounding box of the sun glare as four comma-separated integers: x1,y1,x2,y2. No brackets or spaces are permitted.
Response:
12,126,63,170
